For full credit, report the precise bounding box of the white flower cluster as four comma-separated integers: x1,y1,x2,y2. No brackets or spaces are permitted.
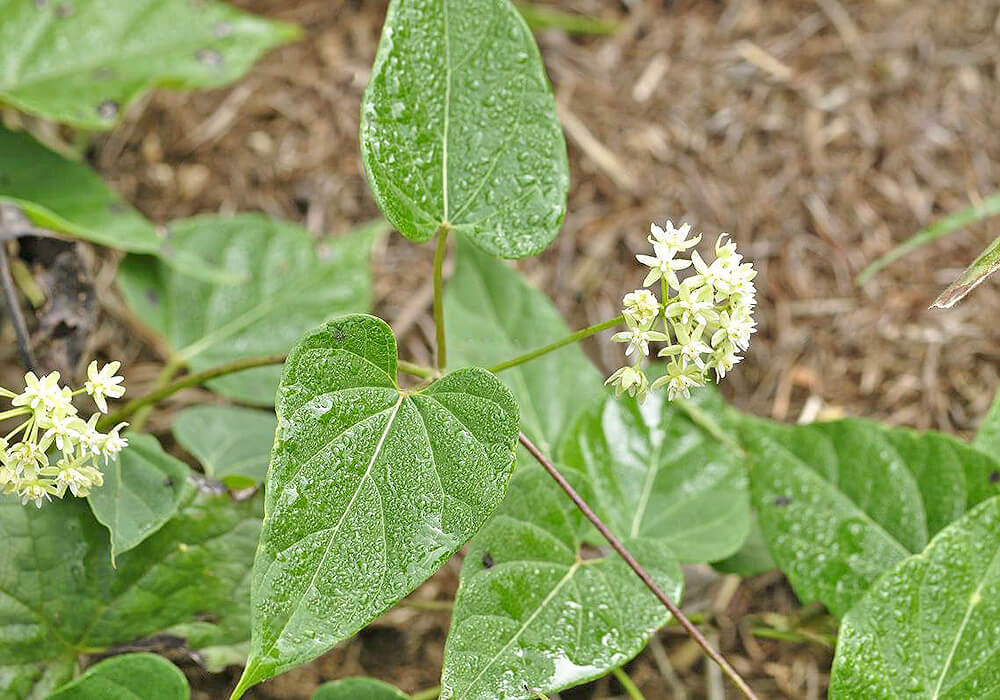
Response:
0,362,127,507
606,221,757,403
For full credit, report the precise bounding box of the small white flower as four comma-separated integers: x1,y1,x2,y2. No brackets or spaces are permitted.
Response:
649,220,701,254
18,480,53,508
605,366,649,404
659,324,713,370
651,361,706,401
665,282,719,327
612,316,668,357
99,423,129,463
85,361,126,414
12,371,70,415
622,289,660,328
41,413,84,452
636,242,693,289
51,462,103,498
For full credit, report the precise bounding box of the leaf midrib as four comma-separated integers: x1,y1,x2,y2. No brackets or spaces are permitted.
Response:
262,394,404,661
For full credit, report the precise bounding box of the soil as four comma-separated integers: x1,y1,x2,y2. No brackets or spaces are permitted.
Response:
5,0,1000,698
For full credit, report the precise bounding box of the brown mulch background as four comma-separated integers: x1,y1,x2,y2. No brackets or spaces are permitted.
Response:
6,0,1000,697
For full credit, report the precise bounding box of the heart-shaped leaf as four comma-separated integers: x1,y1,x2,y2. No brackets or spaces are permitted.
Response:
47,654,189,700
0,126,230,280
446,235,602,452
87,433,191,563
0,491,259,700
0,0,298,129
830,495,1000,698
361,0,569,259
747,419,1000,617
558,390,749,563
313,678,410,700
173,405,276,489
440,464,682,700
233,314,519,697
118,215,382,405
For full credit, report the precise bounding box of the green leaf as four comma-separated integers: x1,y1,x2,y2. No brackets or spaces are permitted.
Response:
47,654,188,700
558,390,749,563
830,495,1000,699
933,232,1000,308
0,0,298,129
0,657,74,700
361,0,569,259
974,388,1000,460
313,677,410,700
857,191,1000,285
446,235,601,452
711,516,776,577
440,464,682,700
747,419,1000,617
118,214,381,405
515,3,621,35
172,405,276,489
0,491,259,700
87,433,190,564
234,314,519,696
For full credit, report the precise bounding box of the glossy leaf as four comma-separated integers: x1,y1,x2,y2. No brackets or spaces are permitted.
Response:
47,654,188,700
747,419,1000,617
173,405,277,489
830,495,1000,699
559,390,749,563
118,215,381,405
711,516,776,577
440,465,682,700
313,677,410,700
0,0,298,129
234,314,519,696
0,491,259,700
87,433,190,563
447,235,601,452
933,232,1000,308
361,0,569,259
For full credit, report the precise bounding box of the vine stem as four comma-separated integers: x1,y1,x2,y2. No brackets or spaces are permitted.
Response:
432,224,450,371
488,314,625,374
518,433,760,700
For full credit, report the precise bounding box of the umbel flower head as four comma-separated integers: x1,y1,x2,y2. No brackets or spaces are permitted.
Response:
606,220,757,403
0,363,127,507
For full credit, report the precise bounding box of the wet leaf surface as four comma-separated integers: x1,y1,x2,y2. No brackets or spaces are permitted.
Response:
440,465,682,700
559,390,749,563
235,314,519,696
361,0,568,258
831,495,1000,699
747,419,1000,617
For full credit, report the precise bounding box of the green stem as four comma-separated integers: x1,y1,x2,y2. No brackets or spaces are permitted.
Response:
398,359,436,380
611,666,646,700
488,315,625,374
398,598,453,612
411,686,440,700
100,354,436,431
433,224,450,371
